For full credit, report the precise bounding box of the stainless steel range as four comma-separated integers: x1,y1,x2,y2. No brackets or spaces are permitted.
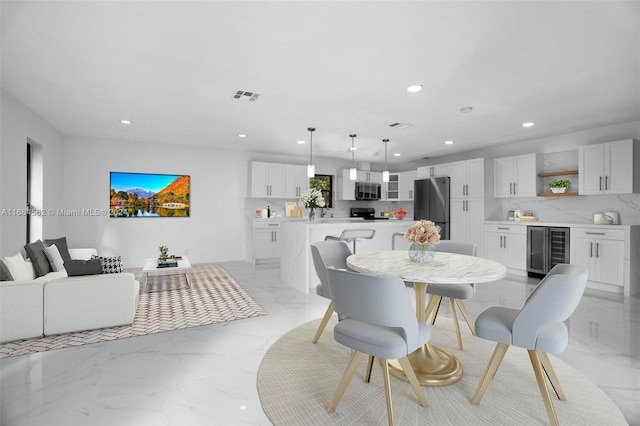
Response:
350,207,389,220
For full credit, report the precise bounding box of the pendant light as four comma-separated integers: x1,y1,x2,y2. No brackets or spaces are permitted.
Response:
382,138,390,183
349,134,357,181
307,127,316,178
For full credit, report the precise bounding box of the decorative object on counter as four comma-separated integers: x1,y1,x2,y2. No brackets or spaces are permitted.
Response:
393,208,407,220
404,220,440,263
159,245,168,262
298,187,326,222
549,179,571,194
594,211,618,225
267,205,271,218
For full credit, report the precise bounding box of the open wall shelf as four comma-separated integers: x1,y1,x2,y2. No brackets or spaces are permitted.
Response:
537,191,579,197
537,169,578,177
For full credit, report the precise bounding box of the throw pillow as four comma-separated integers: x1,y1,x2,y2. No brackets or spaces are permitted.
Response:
44,244,66,272
0,259,14,281
3,252,29,281
43,237,72,264
65,259,103,276
91,255,124,274
24,240,51,277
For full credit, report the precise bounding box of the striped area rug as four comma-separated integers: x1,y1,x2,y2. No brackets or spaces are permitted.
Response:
0,263,266,358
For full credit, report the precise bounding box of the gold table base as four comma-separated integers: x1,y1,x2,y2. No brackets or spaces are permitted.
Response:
388,343,463,386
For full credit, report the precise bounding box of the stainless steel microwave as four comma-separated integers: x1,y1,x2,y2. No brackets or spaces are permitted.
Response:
355,182,381,200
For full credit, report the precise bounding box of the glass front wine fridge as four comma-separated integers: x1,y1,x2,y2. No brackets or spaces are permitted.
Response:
527,226,570,278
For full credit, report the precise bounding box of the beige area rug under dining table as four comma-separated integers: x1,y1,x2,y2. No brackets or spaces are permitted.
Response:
257,317,627,425
0,263,266,358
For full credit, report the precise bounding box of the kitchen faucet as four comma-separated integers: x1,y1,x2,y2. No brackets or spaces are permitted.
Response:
320,207,329,218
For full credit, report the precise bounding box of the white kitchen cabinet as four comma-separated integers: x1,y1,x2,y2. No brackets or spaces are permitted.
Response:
254,221,281,263
493,153,542,198
356,170,382,183
571,227,625,288
416,163,450,179
337,169,356,200
483,224,527,272
450,198,484,248
383,174,399,200
449,158,484,198
578,139,640,195
284,164,309,198
398,170,417,201
249,161,285,198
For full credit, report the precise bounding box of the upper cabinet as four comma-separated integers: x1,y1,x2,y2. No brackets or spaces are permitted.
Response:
249,161,285,198
578,139,640,195
337,169,356,200
493,153,542,198
284,164,309,198
249,161,309,199
417,163,450,179
449,158,484,199
398,170,417,201
356,171,382,183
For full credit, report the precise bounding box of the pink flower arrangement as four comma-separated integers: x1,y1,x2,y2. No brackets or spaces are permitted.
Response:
404,220,441,245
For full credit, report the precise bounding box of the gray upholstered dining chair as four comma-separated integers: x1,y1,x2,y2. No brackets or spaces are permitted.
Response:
325,267,430,426
310,240,352,343
471,264,588,426
424,240,478,350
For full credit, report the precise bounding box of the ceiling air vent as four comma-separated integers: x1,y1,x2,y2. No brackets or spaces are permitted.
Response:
388,122,413,129
232,90,260,102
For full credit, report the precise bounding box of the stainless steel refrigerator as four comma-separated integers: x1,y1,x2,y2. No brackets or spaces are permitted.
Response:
414,177,450,239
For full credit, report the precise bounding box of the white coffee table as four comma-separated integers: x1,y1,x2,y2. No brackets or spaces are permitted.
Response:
142,256,192,292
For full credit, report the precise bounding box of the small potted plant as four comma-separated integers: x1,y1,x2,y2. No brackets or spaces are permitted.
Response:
549,179,571,194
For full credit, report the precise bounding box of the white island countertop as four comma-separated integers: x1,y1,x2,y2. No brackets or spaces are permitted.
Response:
279,219,413,294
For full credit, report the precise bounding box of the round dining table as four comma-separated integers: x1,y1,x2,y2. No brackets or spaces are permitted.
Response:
346,249,507,387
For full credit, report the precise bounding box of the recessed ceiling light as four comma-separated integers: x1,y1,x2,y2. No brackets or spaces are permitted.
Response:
238,133,247,138
445,140,454,145
350,147,358,151
460,106,473,114
297,140,305,145
407,85,423,93
522,122,535,128
393,153,401,157
120,119,133,125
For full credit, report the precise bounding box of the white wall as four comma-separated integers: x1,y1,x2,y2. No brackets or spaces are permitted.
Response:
0,90,65,257
62,137,250,267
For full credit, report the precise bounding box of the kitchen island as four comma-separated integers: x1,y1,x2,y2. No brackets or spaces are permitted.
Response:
280,219,412,294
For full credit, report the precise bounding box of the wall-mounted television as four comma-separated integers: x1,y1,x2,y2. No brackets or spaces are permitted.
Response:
110,172,190,218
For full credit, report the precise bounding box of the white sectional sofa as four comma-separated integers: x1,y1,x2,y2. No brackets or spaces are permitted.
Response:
0,249,140,343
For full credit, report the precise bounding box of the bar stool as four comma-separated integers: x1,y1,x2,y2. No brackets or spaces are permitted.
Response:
325,229,376,254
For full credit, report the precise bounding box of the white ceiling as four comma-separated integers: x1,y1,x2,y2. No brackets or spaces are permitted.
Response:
2,1,639,168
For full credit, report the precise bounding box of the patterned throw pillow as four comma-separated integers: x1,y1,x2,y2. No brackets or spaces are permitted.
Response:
91,255,124,274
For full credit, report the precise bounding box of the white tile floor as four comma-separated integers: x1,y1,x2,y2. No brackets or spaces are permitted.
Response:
1,261,639,425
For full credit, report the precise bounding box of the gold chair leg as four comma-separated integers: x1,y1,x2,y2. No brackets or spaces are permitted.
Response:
424,295,440,322
380,359,395,426
312,302,334,343
455,299,475,334
449,298,464,350
539,352,566,401
365,355,375,383
471,343,509,404
528,350,560,426
397,356,429,407
327,351,366,413
430,296,443,325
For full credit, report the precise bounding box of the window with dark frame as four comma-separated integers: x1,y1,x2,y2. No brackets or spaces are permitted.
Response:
309,174,333,208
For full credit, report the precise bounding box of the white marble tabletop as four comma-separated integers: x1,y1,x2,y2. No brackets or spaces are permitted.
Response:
347,250,507,284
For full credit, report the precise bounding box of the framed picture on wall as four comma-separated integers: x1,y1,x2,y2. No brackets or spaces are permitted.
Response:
110,172,190,218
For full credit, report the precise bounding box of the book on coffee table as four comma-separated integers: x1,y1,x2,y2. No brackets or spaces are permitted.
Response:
157,260,178,268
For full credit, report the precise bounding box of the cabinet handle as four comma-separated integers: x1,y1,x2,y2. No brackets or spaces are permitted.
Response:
497,227,510,230
509,183,513,195
590,242,593,258
599,176,602,191
605,176,608,191
596,242,599,258
585,232,605,235
499,235,503,248
513,182,516,195
504,235,507,248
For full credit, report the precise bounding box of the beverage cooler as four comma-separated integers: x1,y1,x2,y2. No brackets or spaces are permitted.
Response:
527,226,570,278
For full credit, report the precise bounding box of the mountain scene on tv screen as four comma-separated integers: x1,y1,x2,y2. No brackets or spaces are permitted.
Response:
110,175,190,217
